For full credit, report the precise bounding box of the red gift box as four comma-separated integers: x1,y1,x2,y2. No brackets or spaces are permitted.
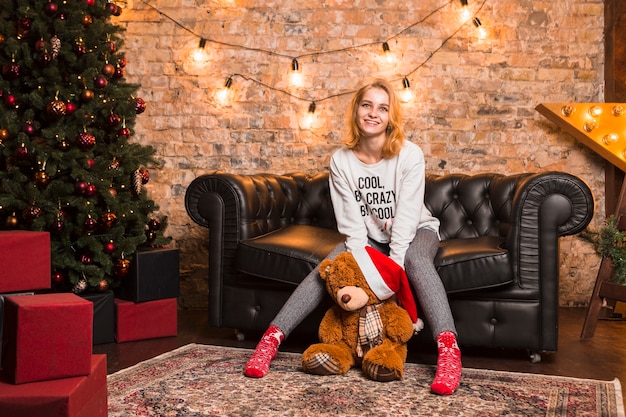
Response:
0,354,107,417
115,297,177,342
2,294,93,384
0,231,51,293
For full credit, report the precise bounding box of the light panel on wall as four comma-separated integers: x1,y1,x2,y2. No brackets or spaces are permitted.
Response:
536,103,626,172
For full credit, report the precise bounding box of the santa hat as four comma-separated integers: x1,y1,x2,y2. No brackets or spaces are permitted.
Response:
352,246,424,333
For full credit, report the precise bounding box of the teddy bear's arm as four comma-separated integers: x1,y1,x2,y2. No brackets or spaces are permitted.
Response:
318,305,346,344
380,302,416,344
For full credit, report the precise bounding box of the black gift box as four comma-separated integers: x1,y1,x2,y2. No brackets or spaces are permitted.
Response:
80,290,115,345
117,248,180,303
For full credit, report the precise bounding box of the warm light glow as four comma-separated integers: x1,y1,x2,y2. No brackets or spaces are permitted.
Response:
399,78,413,103
382,42,395,64
215,77,234,105
290,58,303,87
536,102,626,172
303,102,317,129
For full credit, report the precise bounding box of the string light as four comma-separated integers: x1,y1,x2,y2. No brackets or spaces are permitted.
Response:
290,58,303,87
192,38,209,62
303,101,316,129
400,77,413,103
138,0,488,115
382,41,394,64
473,17,487,39
215,76,234,105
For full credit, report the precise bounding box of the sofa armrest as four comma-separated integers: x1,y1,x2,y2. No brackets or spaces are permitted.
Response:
507,171,594,290
184,172,302,326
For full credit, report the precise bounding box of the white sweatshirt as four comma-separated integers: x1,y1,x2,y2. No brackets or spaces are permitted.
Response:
329,140,440,266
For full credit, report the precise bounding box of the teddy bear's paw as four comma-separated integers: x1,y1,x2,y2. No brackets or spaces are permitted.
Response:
302,352,345,376
363,361,402,382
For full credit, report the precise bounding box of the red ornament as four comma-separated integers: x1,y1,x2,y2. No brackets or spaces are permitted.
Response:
66,101,77,114
76,132,96,150
118,56,127,68
107,113,121,126
4,94,17,107
148,218,161,231
2,62,21,80
84,216,97,231
52,271,65,285
22,204,42,221
15,143,29,160
75,180,88,194
113,67,124,78
94,75,108,89
139,168,150,184
118,127,131,137
22,123,35,136
35,39,46,51
106,41,116,53
86,158,95,169
52,218,65,233
86,0,95,6
85,183,97,197
81,254,93,265
45,2,59,16
103,241,116,254
75,43,86,55
135,97,146,114
17,18,32,39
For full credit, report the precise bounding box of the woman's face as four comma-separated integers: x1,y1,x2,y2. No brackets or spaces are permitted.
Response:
356,87,390,139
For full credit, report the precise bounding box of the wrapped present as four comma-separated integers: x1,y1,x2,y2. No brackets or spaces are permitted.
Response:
2,294,92,384
0,354,107,417
115,297,177,342
116,248,179,302
0,231,50,293
80,291,115,345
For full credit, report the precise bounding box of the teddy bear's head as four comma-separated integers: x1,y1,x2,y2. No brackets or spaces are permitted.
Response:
317,247,420,331
319,251,380,312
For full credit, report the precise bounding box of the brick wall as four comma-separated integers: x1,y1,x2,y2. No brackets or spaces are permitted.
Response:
114,0,605,308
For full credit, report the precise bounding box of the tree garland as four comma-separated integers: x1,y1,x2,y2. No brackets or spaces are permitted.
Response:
580,215,626,285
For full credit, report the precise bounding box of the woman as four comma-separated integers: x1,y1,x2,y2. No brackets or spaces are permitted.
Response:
244,78,462,395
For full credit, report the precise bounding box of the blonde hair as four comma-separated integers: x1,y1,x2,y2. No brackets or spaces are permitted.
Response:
342,78,406,158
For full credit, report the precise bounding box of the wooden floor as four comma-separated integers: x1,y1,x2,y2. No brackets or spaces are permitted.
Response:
95,307,626,397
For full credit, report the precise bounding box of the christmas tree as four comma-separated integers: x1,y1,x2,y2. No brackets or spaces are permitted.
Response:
0,0,170,293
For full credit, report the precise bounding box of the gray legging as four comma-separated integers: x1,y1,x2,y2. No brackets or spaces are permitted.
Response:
272,228,457,338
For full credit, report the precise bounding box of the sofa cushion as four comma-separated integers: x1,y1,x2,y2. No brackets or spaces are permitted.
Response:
236,225,345,286
435,236,513,293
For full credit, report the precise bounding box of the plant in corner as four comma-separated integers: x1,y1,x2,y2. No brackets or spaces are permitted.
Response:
580,215,626,285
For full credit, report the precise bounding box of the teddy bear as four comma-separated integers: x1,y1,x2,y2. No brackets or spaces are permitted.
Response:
301,246,423,382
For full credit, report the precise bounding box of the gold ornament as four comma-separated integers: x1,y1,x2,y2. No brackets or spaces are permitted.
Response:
114,258,131,277
0,129,8,142
101,211,118,228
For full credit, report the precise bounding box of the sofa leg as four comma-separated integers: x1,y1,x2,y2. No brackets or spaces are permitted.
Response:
235,329,245,341
528,350,541,363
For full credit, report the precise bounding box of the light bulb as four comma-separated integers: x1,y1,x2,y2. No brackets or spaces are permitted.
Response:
290,58,303,87
399,78,413,103
603,133,619,145
588,105,603,117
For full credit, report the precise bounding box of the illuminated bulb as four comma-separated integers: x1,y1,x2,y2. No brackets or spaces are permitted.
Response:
399,78,413,103
583,120,598,132
613,105,624,116
588,105,603,117
459,0,470,20
215,76,233,105
561,105,574,117
304,101,316,129
473,17,487,39
603,133,620,145
382,42,394,64
290,58,303,87
192,38,209,62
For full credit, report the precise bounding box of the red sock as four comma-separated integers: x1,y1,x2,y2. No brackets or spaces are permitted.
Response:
244,325,284,378
430,331,462,395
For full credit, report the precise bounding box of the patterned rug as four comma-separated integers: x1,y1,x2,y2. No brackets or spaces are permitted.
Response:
107,344,624,417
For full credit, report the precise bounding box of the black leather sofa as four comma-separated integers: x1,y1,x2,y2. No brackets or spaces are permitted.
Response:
185,171,594,361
